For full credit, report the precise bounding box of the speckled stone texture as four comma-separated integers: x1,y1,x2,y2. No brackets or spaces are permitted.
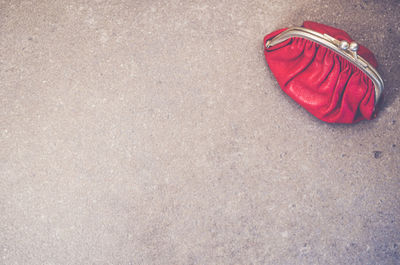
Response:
1,0,399,264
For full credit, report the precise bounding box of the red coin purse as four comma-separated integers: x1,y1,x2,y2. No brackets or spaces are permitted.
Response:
264,21,384,123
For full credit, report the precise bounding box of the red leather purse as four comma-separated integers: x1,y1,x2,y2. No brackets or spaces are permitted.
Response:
264,21,384,123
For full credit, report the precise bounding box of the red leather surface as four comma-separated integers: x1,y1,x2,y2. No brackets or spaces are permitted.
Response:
264,21,378,123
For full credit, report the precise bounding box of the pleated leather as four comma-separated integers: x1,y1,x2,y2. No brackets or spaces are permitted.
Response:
264,21,378,123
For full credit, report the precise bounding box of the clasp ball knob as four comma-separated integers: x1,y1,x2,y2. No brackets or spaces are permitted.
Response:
339,40,349,50
349,42,359,52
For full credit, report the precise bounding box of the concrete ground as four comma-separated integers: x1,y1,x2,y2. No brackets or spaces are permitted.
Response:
1,0,399,264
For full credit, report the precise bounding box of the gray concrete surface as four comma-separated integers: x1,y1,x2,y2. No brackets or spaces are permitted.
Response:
1,0,399,264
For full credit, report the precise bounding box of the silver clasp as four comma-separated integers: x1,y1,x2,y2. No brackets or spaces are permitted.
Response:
338,40,359,61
